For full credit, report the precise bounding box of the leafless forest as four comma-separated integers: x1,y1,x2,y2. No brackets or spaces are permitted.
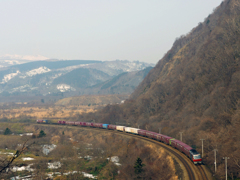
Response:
1,0,240,179
0,124,178,179
80,0,240,179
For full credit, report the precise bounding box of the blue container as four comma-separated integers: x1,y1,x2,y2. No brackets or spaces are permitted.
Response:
43,119,48,123
102,124,109,129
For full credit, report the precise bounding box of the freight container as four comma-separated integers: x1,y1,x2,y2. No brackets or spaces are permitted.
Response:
171,139,190,153
138,129,147,136
108,124,117,130
155,134,163,141
158,134,166,142
66,121,75,125
75,121,81,126
169,138,175,145
125,127,139,134
165,136,173,144
86,122,93,127
171,139,178,148
124,127,131,133
116,126,125,132
131,128,139,134
37,119,43,123
81,122,87,126
182,144,192,157
102,124,109,129
146,131,158,139
43,119,48,123
153,133,162,140
177,142,184,152
161,135,173,144
93,123,103,128
58,121,66,125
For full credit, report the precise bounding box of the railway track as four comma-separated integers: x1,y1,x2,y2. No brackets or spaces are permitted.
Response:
196,165,208,180
38,123,211,180
117,132,211,180
122,132,196,180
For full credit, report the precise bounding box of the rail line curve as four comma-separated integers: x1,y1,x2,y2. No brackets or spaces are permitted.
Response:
37,124,211,180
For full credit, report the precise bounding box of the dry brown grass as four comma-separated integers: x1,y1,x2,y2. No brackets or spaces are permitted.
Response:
55,94,129,106
0,105,96,120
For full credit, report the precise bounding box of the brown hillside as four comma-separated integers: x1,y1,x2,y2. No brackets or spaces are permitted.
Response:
86,0,240,178
56,94,129,106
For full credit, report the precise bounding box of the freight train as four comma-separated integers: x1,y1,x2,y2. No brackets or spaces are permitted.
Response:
37,120,202,165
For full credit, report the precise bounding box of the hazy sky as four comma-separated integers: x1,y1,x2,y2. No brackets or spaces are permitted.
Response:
0,0,223,64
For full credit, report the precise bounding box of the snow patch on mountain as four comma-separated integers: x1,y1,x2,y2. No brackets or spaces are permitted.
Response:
4,60,22,65
1,70,21,84
20,67,51,78
9,85,38,93
57,84,76,92
51,73,63,80
26,66,51,76
56,64,89,72
83,60,154,76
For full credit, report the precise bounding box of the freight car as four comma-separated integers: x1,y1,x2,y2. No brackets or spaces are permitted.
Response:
108,124,117,130
125,127,139,134
36,119,49,123
116,126,125,132
37,120,202,165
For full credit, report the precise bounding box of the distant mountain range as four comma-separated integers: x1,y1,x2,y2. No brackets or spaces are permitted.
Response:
0,60,32,68
0,60,153,102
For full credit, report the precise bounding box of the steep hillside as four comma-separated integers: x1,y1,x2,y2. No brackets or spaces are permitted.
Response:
55,94,129,106
92,0,240,178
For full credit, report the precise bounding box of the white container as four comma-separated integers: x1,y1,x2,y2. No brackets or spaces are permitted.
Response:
124,127,131,133
116,126,125,132
131,128,139,134
125,127,139,134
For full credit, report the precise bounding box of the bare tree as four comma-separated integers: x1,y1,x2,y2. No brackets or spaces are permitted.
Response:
0,140,35,174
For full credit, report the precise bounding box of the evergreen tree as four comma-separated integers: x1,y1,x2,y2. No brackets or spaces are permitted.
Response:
4,128,12,135
38,130,46,138
134,157,145,175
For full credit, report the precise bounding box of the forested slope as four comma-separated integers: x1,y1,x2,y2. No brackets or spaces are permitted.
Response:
89,0,240,178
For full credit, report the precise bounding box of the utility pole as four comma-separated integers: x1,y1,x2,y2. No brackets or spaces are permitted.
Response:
213,149,218,173
200,139,205,157
137,125,139,129
223,157,230,180
158,127,162,134
179,132,183,142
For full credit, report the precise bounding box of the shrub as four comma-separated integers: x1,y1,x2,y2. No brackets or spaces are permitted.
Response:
38,130,46,138
4,128,12,135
